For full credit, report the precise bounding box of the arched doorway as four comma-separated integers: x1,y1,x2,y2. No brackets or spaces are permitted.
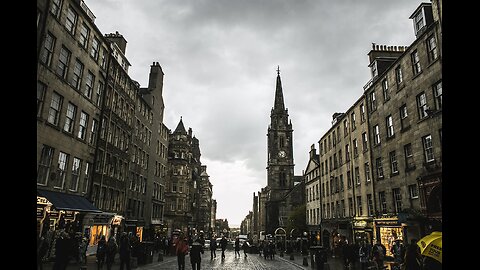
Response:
274,227,286,251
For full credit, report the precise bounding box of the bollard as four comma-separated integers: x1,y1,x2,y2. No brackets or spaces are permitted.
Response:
158,252,163,262
290,253,295,260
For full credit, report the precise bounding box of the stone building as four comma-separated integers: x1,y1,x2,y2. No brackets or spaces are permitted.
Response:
37,0,112,246
362,0,442,254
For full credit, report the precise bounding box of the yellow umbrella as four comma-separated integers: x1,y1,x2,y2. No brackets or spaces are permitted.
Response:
417,231,442,263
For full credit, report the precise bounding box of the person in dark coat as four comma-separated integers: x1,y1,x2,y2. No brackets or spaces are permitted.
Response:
234,238,241,257
242,240,249,258
52,230,70,270
372,240,386,269
220,236,228,259
37,235,50,270
403,239,423,270
105,236,118,270
175,235,189,270
190,238,204,270
96,235,107,270
210,236,217,259
119,233,132,270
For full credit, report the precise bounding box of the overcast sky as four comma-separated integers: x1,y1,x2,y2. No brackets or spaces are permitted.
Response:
86,0,423,227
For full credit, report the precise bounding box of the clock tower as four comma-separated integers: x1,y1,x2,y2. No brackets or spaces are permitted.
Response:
264,66,295,234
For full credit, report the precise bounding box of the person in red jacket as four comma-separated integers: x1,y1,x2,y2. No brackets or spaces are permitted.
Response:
175,234,189,270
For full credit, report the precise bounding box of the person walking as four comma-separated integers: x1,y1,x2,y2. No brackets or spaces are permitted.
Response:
105,236,118,270
242,240,249,258
220,236,228,259
403,239,423,270
210,236,217,259
78,236,88,264
175,234,189,270
37,235,49,270
234,238,241,257
52,230,70,270
391,239,405,270
119,233,132,270
96,235,107,270
190,238,204,270
372,240,386,269
358,242,370,270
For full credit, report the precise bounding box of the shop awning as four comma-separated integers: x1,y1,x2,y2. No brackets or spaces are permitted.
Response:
37,189,102,213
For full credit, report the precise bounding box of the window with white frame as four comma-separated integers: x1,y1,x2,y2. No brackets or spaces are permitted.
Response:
84,71,95,99
376,157,384,179
373,125,380,145
345,144,350,162
65,6,78,35
353,139,358,157
417,92,428,119
90,36,100,61
411,50,422,75
367,194,374,216
386,115,394,138
362,132,368,152
382,77,390,101
71,59,84,90
355,167,360,185
389,151,399,174
56,46,71,79
356,196,363,216
433,80,442,110
400,104,409,130
351,112,356,130
404,143,415,170
395,65,403,85
360,103,366,122
70,157,81,191
343,119,348,136
392,188,402,213
426,34,438,62
50,0,62,19
365,162,371,182
79,23,90,49
77,111,89,140
63,102,76,133
369,91,377,112
413,10,425,35
55,151,69,189
422,134,435,162
96,81,104,107
40,32,55,66
379,191,387,214
348,198,354,217
37,145,55,185
47,94,63,126
83,162,91,193
408,184,419,199
37,81,46,118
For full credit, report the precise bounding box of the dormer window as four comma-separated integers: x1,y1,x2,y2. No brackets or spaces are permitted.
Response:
371,60,378,78
413,11,425,35
410,3,433,38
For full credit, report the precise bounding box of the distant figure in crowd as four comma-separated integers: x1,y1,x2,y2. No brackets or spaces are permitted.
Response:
53,230,70,270
190,238,204,270
37,235,50,270
404,239,423,270
234,238,241,257
96,235,107,270
78,236,88,264
372,240,386,269
175,234,189,270
242,240,249,258
119,233,132,270
358,242,370,270
106,236,118,270
210,236,217,259
220,236,228,259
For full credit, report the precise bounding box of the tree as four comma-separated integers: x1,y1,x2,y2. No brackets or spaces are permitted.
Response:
286,204,307,239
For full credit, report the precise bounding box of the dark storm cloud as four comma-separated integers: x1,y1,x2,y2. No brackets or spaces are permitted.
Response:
86,0,423,226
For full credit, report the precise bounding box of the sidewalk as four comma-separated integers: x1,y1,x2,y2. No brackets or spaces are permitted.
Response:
274,251,364,269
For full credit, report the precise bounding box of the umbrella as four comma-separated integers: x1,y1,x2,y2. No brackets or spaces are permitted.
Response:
417,231,442,263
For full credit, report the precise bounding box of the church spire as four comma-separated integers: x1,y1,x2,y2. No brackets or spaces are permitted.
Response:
174,116,187,134
274,65,285,111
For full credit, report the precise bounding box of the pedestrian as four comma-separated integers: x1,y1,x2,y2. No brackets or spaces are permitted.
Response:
391,239,405,270
423,255,441,270
234,237,241,257
52,230,70,270
359,242,370,270
106,236,118,270
78,236,88,264
190,238,204,270
37,235,49,270
220,236,228,259
96,235,107,270
403,239,422,270
175,234,189,270
372,240,386,269
210,236,217,259
119,233,132,270
242,240,250,258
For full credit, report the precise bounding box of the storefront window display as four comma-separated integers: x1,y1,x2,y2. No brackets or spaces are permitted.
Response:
136,227,143,242
379,227,403,256
89,224,108,246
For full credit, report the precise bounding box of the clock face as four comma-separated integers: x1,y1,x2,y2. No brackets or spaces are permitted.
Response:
278,150,286,158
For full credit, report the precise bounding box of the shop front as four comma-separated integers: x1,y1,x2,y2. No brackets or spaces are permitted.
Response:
352,218,374,245
374,216,405,257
